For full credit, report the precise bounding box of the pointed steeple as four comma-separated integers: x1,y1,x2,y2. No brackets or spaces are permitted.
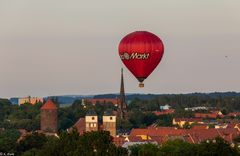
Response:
119,68,127,119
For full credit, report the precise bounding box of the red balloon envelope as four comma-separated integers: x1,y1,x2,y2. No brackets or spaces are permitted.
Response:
118,31,164,87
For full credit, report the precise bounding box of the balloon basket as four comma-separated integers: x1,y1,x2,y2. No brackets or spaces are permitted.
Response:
139,82,144,88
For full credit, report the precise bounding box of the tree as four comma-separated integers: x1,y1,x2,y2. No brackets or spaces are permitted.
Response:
155,114,173,127
17,132,47,154
117,118,133,131
129,143,160,156
79,130,115,156
0,128,20,153
197,137,239,156
40,129,128,156
159,139,197,156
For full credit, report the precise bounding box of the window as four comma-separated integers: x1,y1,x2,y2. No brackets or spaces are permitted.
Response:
110,117,113,120
92,117,95,120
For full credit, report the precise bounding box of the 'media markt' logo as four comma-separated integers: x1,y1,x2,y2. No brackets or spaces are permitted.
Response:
120,52,150,60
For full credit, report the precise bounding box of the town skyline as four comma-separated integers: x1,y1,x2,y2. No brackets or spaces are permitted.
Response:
1,0,240,98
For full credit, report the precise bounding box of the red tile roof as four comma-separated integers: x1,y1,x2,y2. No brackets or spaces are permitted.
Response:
113,136,126,146
84,98,119,106
127,136,144,142
130,127,185,137
40,99,57,110
195,113,218,119
191,124,209,130
226,123,237,129
130,127,240,144
71,118,85,135
174,118,202,122
228,112,240,117
153,109,175,116
148,126,177,130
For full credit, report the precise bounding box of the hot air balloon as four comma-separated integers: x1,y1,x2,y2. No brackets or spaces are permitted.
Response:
118,31,164,87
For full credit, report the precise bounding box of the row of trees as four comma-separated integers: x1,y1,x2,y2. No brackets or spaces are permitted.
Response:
128,94,240,112
0,99,42,131
129,137,240,156
1,129,127,156
1,128,239,156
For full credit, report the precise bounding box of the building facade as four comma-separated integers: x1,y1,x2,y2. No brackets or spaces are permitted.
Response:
40,99,58,133
85,110,98,132
103,112,116,136
18,96,43,105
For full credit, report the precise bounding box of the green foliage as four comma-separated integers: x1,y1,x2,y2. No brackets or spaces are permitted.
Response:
129,137,240,156
95,102,116,116
39,129,128,156
17,132,47,155
0,99,13,121
128,94,240,111
0,128,20,153
117,118,133,131
182,122,191,129
155,114,173,127
174,109,194,118
159,139,197,156
208,124,215,129
233,135,240,144
129,143,160,156
197,137,239,156
57,100,87,130
128,98,159,111
221,107,229,115
0,100,42,131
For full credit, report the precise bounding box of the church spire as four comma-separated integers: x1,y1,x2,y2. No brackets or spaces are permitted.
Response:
119,68,127,119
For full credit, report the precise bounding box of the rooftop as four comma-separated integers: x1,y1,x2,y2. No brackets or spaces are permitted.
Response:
40,99,57,110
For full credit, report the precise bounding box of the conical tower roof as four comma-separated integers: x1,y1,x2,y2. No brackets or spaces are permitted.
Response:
40,99,57,110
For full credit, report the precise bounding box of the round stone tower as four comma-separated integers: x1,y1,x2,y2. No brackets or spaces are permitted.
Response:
40,99,58,133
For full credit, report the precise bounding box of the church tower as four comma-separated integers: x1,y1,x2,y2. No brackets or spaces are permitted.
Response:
85,110,98,132
103,110,116,136
118,68,127,119
40,99,58,133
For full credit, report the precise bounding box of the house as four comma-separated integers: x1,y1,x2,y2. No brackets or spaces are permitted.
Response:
113,136,126,146
194,110,224,119
195,113,218,119
160,104,171,110
191,124,209,130
185,107,208,111
18,96,43,105
228,112,240,118
69,118,86,135
129,126,240,145
153,109,175,116
172,118,204,127
69,110,117,137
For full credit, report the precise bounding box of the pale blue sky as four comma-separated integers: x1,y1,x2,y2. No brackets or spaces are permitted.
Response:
0,0,240,98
